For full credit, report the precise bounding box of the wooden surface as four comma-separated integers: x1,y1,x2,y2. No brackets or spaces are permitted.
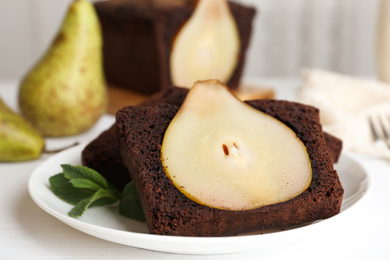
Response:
107,84,275,115
107,85,149,115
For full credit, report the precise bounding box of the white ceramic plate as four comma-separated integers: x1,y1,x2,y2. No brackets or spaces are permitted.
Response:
28,145,371,255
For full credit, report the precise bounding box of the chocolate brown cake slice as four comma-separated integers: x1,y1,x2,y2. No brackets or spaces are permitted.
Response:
94,0,256,94
115,100,344,237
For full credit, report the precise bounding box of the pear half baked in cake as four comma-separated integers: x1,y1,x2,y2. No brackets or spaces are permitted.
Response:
161,80,312,211
115,80,344,236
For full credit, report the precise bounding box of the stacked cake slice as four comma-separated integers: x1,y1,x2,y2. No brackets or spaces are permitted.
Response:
83,83,344,236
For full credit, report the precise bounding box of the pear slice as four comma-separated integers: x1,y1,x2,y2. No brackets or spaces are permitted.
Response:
169,0,240,88
161,80,312,211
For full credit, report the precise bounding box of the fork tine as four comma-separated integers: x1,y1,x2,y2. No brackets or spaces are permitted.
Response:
369,115,380,141
379,115,390,139
370,114,390,149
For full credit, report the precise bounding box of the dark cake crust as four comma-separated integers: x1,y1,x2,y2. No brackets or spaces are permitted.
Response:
115,100,344,237
94,0,256,94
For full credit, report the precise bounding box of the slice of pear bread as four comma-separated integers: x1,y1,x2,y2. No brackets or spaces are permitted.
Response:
115,99,344,236
94,0,256,94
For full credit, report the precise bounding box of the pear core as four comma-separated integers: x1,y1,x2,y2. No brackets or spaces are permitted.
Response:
169,0,240,88
161,80,312,211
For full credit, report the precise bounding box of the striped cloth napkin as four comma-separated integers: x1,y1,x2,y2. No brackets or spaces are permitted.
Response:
298,68,390,159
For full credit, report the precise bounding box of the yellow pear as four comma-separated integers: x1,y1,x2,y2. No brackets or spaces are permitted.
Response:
18,0,107,137
0,96,44,162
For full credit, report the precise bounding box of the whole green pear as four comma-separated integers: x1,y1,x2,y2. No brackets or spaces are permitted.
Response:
18,0,107,137
0,97,45,162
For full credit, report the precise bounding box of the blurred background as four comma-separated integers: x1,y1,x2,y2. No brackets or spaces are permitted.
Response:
0,0,381,80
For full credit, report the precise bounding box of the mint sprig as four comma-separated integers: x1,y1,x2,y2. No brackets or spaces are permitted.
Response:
49,164,145,221
49,164,120,217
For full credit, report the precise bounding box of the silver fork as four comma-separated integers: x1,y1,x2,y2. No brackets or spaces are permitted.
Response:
368,114,390,149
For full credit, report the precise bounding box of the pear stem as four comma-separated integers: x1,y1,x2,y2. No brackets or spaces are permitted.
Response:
43,141,79,154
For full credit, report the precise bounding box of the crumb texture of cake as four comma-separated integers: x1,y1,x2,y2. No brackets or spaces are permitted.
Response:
94,0,256,94
115,99,344,237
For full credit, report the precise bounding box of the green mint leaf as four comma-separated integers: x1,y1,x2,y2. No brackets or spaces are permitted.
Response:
69,189,117,217
89,196,118,208
49,173,94,205
68,197,92,217
61,164,109,190
69,178,105,191
50,165,121,218
119,181,145,221
50,164,145,221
